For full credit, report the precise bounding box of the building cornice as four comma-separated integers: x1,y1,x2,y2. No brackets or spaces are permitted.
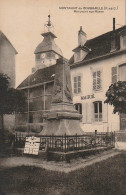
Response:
17,80,54,90
70,49,126,69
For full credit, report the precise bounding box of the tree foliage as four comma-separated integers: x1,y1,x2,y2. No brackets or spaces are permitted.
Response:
0,74,10,116
0,73,26,131
0,74,26,115
105,81,126,114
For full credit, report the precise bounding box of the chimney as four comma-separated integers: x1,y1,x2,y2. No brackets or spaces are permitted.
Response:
111,18,117,52
113,18,115,31
78,26,87,46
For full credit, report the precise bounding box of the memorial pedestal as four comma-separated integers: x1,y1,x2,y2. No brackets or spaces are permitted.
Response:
41,105,83,135
40,58,83,135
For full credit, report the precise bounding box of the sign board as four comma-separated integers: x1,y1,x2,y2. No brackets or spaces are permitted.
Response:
24,136,40,155
81,94,95,100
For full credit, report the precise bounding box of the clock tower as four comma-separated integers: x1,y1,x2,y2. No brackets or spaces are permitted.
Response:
33,15,63,71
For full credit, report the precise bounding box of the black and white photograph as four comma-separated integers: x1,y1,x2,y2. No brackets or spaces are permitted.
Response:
0,0,126,194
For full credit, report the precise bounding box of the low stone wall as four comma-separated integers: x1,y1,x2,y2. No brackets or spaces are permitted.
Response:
48,147,114,162
115,131,126,142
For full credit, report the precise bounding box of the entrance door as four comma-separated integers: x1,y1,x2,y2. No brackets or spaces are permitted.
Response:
120,113,126,130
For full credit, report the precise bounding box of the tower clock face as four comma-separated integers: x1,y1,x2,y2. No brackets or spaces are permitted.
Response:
41,53,46,59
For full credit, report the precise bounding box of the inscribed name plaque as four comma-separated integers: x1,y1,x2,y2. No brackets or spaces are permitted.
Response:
24,136,40,155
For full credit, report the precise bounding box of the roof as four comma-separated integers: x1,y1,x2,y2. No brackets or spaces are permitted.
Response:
17,65,55,89
69,26,126,65
0,31,18,54
34,32,63,56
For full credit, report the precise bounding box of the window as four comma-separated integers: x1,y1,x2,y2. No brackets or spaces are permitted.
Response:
94,101,102,122
120,35,126,49
46,52,51,58
74,103,82,114
119,64,126,81
74,51,81,63
36,54,41,60
111,35,116,52
123,35,126,48
93,70,102,91
74,76,81,94
29,113,33,123
112,66,117,83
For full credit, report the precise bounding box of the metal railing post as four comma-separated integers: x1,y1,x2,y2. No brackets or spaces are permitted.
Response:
76,133,77,150
65,133,66,153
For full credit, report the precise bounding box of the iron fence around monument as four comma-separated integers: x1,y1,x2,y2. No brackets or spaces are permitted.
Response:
14,132,115,152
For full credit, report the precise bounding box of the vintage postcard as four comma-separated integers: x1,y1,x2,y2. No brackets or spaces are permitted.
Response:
0,0,126,194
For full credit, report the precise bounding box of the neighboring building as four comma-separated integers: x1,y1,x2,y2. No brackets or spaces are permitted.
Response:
70,19,126,132
0,31,17,88
15,16,63,134
0,31,17,130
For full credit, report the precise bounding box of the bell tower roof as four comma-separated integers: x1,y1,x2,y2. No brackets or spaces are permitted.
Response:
34,15,62,56
41,31,57,38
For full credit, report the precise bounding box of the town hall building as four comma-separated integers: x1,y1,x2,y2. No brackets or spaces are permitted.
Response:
70,18,126,132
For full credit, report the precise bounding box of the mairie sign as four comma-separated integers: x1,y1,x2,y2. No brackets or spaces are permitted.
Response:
81,94,95,100
24,136,40,155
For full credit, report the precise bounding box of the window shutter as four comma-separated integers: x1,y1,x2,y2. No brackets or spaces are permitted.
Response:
112,67,117,83
78,76,81,93
74,77,77,93
97,71,101,90
93,72,96,90
93,71,102,91
73,76,81,94
103,102,108,123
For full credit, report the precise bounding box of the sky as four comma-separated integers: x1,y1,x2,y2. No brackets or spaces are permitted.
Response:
0,0,125,86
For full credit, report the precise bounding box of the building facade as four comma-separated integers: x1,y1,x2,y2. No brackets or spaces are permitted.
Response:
0,31,17,88
70,21,126,132
0,31,17,130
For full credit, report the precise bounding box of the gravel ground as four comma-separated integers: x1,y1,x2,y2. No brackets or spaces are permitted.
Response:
0,149,121,173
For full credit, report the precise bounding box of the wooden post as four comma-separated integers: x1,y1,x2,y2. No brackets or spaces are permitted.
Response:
62,135,63,152
43,83,46,112
52,134,53,150
114,131,115,148
27,87,30,134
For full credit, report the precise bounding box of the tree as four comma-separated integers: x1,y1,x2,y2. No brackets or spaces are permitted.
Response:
0,73,26,132
105,81,126,114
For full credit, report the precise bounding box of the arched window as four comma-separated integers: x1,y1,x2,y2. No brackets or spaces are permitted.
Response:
74,103,82,114
93,101,102,122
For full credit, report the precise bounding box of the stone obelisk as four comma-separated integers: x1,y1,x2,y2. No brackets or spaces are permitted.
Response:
42,57,83,135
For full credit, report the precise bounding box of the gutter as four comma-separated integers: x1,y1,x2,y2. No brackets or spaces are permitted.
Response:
17,80,54,90
70,49,126,69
